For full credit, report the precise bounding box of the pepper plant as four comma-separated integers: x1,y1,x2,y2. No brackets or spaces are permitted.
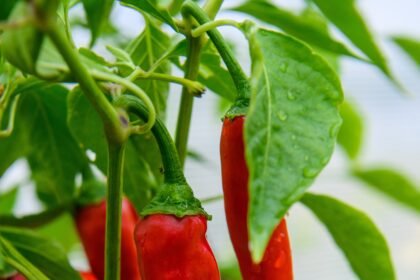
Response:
0,0,418,279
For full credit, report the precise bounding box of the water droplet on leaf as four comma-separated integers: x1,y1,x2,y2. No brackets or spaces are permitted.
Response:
303,167,319,178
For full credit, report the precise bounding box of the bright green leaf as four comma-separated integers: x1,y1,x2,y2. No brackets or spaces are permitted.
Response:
301,193,395,280
392,36,420,67
81,0,115,45
244,26,343,261
311,0,393,80
0,227,82,280
233,1,360,59
354,167,420,213
1,2,44,74
126,18,171,116
337,101,364,160
119,0,178,31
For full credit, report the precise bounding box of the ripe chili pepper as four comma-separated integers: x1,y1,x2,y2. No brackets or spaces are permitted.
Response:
114,96,220,280
75,197,141,280
220,116,293,280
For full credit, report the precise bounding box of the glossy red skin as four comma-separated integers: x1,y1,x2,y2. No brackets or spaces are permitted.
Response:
7,272,97,280
134,214,220,280
75,198,141,280
220,116,293,280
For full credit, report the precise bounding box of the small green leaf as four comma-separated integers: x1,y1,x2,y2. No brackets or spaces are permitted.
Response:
119,0,178,31
0,227,82,280
244,26,343,261
106,45,135,68
392,36,420,67
301,193,395,280
0,0,18,21
81,0,115,45
311,0,394,80
1,2,44,74
354,167,420,213
233,1,360,59
337,101,364,160
126,17,171,116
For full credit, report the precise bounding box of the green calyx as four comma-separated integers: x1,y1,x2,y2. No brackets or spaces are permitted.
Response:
224,98,249,120
113,95,210,219
141,183,211,220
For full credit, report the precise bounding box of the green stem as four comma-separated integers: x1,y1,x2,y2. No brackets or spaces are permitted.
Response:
168,0,184,15
129,69,205,96
174,22,204,167
46,25,125,144
203,0,224,20
104,143,126,280
182,1,251,100
90,70,156,134
115,96,186,184
191,19,240,37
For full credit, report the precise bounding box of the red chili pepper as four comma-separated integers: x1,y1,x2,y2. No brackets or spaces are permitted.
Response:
135,214,219,280
220,116,293,280
75,197,141,280
114,96,220,280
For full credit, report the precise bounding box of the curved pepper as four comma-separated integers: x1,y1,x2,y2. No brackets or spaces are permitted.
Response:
114,95,220,280
75,197,141,280
220,116,293,280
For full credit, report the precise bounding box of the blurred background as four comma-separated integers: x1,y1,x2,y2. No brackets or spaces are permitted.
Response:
1,0,420,279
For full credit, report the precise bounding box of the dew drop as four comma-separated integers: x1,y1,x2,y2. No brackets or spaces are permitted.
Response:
277,111,288,121
303,167,319,178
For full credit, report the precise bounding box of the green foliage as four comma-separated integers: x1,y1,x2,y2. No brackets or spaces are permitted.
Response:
67,88,161,211
0,188,18,214
81,0,115,45
126,17,171,116
310,0,393,80
337,101,364,160
354,167,420,212
0,226,81,280
244,26,343,261
393,36,420,67
1,2,44,74
233,1,360,59
301,193,395,280
120,0,178,31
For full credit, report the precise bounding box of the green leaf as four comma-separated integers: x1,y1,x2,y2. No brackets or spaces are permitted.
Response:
67,88,161,211
233,1,360,59
354,167,420,213
126,18,171,115
119,0,178,31
0,188,18,214
311,0,393,79
1,2,44,74
337,101,364,160
244,26,343,261
392,36,420,67
0,227,82,280
301,193,395,280
81,0,115,45
19,85,86,205
0,0,18,21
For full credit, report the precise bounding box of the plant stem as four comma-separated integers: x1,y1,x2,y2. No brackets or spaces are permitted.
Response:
203,0,224,20
182,1,251,100
174,34,203,168
129,69,205,96
191,19,240,37
104,142,126,280
46,25,125,144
